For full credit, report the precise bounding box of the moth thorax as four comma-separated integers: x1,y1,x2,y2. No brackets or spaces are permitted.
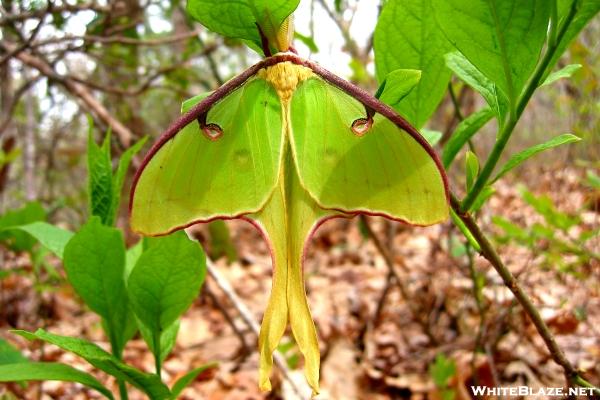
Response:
258,62,314,103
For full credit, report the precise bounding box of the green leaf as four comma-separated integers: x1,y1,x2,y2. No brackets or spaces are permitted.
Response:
374,0,453,128
429,353,456,388
442,107,494,168
0,339,27,364
127,231,205,363
63,217,131,356
465,151,479,191
109,136,148,226
492,134,581,182
181,91,212,113
376,69,421,111
0,362,114,399
492,216,531,244
137,319,180,363
294,31,319,53
546,0,600,79
541,64,582,86
433,0,550,106
445,52,508,119
420,129,442,147
171,363,217,399
124,240,143,281
14,329,170,399
0,202,46,251
8,222,73,260
186,0,299,52
88,127,113,225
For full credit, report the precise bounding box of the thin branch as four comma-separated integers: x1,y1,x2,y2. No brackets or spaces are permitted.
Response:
29,28,202,48
0,2,109,25
449,193,598,391
1,41,133,146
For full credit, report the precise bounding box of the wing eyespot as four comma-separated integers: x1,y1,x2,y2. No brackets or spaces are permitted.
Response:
202,123,223,141
351,118,373,137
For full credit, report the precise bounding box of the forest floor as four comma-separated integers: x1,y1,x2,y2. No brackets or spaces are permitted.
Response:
1,164,598,400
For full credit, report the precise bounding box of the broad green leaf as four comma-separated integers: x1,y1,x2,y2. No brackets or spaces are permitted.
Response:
63,217,131,356
127,231,205,350
465,151,479,191
14,329,170,399
0,339,27,364
0,202,46,251
445,52,508,119
137,319,180,363
376,69,421,111
374,0,453,128
170,363,217,398
186,0,299,52
8,222,73,260
442,108,494,168
0,362,114,399
420,129,442,147
541,64,582,87
433,0,550,106
547,1,600,79
492,134,581,182
109,136,148,226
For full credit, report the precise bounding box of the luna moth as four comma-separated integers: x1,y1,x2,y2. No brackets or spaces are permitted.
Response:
129,44,449,395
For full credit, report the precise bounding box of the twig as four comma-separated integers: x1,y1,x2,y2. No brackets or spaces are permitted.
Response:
0,41,133,146
205,260,311,399
29,28,202,48
449,193,598,391
0,2,109,25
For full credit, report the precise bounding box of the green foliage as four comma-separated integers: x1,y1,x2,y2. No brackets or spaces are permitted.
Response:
0,362,114,399
0,202,46,251
444,52,509,119
87,125,146,226
170,363,217,398
429,354,456,400
63,217,134,357
374,0,452,128
492,134,582,182
14,329,170,399
128,231,206,367
465,151,479,192
541,64,582,86
442,108,493,168
375,69,421,111
8,222,74,260
493,187,598,274
186,0,299,53
0,339,27,364
433,0,550,111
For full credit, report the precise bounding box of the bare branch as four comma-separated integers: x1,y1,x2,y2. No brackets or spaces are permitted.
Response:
0,2,109,25
1,41,133,146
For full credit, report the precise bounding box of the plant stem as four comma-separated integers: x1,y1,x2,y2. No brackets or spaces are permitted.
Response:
460,2,579,212
153,330,162,378
450,194,599,391
118,380,128,400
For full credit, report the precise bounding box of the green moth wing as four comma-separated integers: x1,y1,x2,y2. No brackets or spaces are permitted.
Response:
289,76,448,225
130,77,283,235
